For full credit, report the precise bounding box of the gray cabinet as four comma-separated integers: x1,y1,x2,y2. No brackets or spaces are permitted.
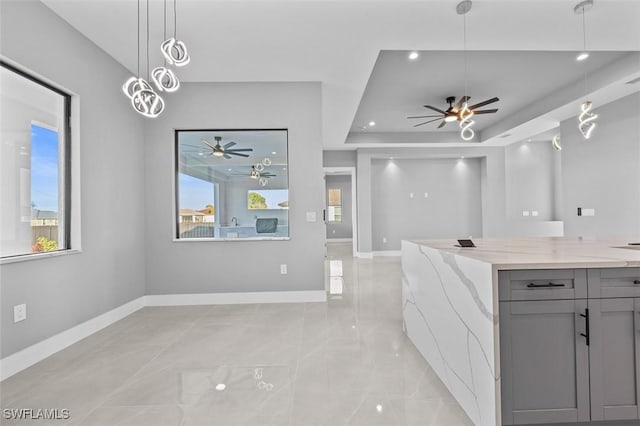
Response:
588,297,640,421
499,299,590,425
499,268,640,425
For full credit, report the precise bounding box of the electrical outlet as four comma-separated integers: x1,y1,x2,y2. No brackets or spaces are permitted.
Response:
522,210,530,217
532,211,539,217
280,264,287,274
14,304,26,323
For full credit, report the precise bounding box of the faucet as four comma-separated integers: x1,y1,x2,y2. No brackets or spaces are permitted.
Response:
231,217,238,226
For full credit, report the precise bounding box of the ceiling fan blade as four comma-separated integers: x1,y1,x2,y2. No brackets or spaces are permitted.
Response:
472,108,498,114
423,105,447,114
223,154,232,159
413,117,443,127
226,148,253,152
201,140,216,150
223,141,236,149
437,120,447,129
454,95,471,111
407,114,442,119
229,152,250,158
469,97,499,110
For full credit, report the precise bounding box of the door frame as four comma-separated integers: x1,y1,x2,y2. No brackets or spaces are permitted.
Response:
323,166,358,257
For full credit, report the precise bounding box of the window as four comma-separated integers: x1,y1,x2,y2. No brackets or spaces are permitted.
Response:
1,62,71,258
327,188,342,222
175,129,289,240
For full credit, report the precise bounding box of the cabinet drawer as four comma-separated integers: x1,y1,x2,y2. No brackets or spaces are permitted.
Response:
588,268,640,299
498,269,587,301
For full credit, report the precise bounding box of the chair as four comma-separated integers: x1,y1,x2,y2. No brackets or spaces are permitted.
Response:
256,218,278,234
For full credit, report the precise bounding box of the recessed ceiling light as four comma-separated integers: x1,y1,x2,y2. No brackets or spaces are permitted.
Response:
271,151,276,155
408,51,419,60
215,384,226,391
368,121,376,126
376,404,383,413
576,52,589,61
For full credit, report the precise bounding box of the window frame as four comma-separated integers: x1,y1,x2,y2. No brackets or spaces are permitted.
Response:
0,60,72,260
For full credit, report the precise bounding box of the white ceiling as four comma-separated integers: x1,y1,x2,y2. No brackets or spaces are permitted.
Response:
39,0,640,149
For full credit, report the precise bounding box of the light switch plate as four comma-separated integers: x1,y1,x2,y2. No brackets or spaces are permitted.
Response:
14,304,26,323
522,211,530,217
582,208,595,216
306,211,316,222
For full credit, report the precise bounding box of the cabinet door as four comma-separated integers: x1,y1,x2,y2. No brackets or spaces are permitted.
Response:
500,299,590,425
589,297,640,420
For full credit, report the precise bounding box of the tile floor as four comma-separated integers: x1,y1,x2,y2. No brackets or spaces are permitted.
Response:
0,242,471,425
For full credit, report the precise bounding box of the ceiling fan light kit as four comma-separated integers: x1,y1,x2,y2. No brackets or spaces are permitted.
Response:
122,0,190,118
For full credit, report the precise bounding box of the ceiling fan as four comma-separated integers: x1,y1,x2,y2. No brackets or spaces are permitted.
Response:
407,96,499,128
230,165,277,186
196,136,253,159
231,165,277,179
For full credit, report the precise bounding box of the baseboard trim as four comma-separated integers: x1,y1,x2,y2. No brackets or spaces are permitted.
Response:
373,250,402,257
326,238,353,243
1,290,327,380
356,252,374,259
146,290,327,306
0,296,145,381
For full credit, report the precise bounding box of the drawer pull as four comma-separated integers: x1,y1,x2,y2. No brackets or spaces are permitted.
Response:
527,282,565,288
634,280,640,285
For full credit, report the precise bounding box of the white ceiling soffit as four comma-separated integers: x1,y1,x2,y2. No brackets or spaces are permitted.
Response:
39,0,640,149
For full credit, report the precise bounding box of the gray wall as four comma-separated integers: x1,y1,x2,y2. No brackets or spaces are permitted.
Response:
357,147,508,254
561,92,640,238
505,140,557,221
0,1,146,357
370,158,483,251
323,150,357,167
325,175,353,239
144,82,325,295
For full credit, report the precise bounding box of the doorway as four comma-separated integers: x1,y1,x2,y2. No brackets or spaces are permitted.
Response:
323,167,357,257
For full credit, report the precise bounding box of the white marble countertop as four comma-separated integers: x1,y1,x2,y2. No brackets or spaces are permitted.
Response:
409,237,640,270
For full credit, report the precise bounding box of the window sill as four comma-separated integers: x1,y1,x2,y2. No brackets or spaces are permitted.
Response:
172,237,290,242
0,249,82,265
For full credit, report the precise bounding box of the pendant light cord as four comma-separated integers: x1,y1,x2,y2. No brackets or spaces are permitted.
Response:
163,0,167,66
463,11,468,99
582,6,589,100
146,0,150,80
174,0,177,39
137,0,140,77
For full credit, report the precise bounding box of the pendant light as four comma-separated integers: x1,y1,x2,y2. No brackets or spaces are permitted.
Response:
122,0,164,118
161,0,191,67
552,134,562,151
457,1,475,141
575,0,598,139
152,0,180,92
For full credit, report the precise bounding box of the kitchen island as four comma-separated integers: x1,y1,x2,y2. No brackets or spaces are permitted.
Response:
401,237,640,426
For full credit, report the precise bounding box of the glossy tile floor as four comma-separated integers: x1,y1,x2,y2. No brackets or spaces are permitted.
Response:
0,242,471,425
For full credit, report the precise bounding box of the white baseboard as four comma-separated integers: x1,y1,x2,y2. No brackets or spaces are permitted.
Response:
373,250,402,257
0,296,145,381
145,290,327,306
356,252,374,259
1,290,326,381
326,238,353,243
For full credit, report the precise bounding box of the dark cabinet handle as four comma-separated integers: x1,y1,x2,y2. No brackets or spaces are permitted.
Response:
634,280,640,285
580,309,590,346
527,282,565,288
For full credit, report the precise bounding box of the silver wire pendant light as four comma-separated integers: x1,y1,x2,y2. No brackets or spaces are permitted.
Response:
123,0,165,118
575,0,598,139
457,1,475,141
